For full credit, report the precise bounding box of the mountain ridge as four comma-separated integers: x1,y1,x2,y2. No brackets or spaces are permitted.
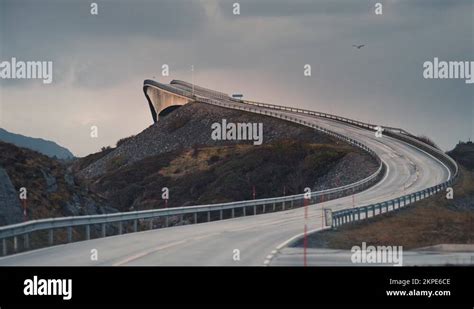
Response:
0,128,74,159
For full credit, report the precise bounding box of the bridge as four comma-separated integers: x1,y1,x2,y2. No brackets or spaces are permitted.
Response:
143,79,230,122
0,80,457,266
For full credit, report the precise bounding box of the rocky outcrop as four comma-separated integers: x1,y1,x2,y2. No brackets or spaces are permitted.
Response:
78,102,337,179
0,168,23,226
313,152,379,190
0,141,116,226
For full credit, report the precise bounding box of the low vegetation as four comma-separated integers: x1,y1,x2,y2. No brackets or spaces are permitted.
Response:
295,141,474,250
91,141,356,212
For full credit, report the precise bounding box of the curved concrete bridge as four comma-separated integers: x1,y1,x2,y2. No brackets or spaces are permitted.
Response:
143,79,229,122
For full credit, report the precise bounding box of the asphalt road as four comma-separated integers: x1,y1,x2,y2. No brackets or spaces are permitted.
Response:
0,99,450,266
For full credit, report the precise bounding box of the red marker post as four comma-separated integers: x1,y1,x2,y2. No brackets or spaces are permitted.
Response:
321,194,325,227
22,199,27,222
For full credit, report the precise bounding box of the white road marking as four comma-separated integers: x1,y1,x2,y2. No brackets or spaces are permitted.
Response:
113,239,187,266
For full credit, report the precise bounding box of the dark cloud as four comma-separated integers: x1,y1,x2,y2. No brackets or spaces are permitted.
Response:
0,0,472,155
0,0,207,87
217,0,368,18
216,0,473,17
1,0,206,41
0,0,206,61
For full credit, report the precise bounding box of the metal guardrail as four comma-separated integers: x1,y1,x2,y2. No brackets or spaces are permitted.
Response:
330,133,459,228
330,177,457,228
0,81,457,256
240,99,412,136
148,81,459,231
0,161,383,256
0,92,386,256
232,98,459,229
144,80,193,98
170,80,230,100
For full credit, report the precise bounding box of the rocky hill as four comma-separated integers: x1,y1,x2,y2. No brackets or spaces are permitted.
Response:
0,141,115,226
75,102,379,212
448,141,474,171
0,102,380,225
78,102,338,179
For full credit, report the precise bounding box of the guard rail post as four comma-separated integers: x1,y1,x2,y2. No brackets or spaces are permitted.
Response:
24,233,29,250
85,225,90,240
2,238,6,256
67,227,73,243
49,229,54,245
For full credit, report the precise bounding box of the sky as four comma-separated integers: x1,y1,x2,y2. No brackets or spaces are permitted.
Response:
0,0,473,157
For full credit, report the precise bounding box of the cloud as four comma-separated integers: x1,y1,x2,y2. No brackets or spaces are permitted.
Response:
0,0,472,156
217,0,368,18
0,0,207,87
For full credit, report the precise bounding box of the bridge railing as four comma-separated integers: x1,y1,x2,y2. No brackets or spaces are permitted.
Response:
331,172,458,228
144,80,194,98
237,98,458,179
0,97,386,257
232,98,459,229
170,80,230,100
329,130,459,228
0,160,383,256
239,99,418,137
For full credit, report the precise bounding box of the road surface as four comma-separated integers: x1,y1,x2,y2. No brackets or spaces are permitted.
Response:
0,99,450,266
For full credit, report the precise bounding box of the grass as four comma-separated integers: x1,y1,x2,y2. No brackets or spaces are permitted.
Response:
73,146,114,172
105,155,127,172
92,140,358,212
159,145,245,179
297,167,474,250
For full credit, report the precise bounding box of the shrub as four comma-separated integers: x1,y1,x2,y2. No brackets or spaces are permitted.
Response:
416,135,438,149
116,135,135,147
208,155,220,164
105,155,126,172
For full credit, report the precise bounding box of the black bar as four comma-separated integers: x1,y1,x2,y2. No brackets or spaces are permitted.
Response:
0,267,472,307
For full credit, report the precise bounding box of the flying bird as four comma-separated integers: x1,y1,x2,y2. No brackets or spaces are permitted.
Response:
352,44,365,49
